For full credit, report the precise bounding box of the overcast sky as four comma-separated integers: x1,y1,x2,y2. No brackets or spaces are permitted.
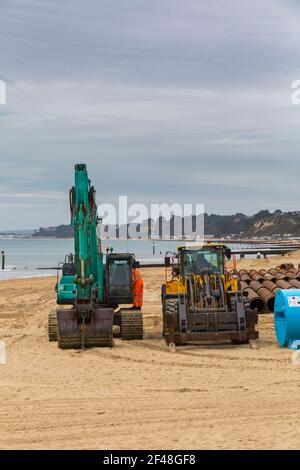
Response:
0,0,300,229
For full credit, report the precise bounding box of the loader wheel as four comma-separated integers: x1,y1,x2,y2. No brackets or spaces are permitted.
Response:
48,310,58,342
162,296,178,338
161,285,167,336
121,310,143,340
164,298,180,346
161,284,166,307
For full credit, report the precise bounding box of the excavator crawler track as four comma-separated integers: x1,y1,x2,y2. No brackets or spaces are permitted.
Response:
48,310,58,342
121,310,144,340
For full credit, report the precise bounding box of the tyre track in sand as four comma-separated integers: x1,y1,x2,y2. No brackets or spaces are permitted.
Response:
1,269,300,449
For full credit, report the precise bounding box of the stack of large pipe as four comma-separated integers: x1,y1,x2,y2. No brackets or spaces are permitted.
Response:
227,263,300,314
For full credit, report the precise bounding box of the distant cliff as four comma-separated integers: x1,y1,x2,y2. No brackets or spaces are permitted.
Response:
204,210,300,238
32,210,300,239
33,225,74,238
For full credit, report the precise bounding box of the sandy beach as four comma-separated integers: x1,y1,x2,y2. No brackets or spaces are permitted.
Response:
1,258,300,450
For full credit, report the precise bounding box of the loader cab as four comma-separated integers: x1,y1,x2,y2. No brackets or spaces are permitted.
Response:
105,253,135,306
178,244,229,277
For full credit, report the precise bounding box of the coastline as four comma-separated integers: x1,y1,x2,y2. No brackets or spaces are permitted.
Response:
2,235,300,243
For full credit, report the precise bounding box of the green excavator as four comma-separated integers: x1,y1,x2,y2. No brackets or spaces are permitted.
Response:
48,163,143,349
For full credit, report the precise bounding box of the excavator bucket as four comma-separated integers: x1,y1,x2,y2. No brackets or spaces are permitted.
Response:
56,307,113,349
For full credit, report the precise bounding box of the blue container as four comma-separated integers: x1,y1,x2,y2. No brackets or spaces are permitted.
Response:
274,289,300,350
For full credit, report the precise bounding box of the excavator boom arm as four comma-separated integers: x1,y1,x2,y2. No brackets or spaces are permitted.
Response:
58,163,103,304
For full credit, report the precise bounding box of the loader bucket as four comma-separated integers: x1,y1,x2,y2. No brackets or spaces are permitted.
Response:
57,307,113,349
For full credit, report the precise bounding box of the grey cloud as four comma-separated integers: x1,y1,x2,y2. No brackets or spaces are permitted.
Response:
0,0,300,229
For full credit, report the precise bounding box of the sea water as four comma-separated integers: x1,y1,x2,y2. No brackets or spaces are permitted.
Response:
0,238,181,280
0,238,271,280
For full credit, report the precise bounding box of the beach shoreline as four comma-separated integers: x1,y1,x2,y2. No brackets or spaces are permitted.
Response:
1,261,300,449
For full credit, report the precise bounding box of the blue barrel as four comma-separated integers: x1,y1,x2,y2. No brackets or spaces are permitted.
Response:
274,289,300,350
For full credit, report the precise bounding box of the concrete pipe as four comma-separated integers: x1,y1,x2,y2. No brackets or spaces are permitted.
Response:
284,272,297,280
268,269,278,275
278,269,288,275
288,279,300,289
251,273,265,282
273,273,287,281
249,280,264,292
259,269,268,276
240,280,250,291
263,273,277,282
238,269,249,276
262,280,278,293
249,269,258,277
256,287,275,313
243,287,265,313
240,273,251,283
279,263,295,271
276,279,292,290
287,268,297,274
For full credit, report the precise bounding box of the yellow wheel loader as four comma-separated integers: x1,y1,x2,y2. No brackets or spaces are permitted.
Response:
161,244,258,346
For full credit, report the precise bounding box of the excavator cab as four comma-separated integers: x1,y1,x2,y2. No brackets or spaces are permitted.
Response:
61,254,76,276
162,244,258,347
106,253,143,340
106,253,134,306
